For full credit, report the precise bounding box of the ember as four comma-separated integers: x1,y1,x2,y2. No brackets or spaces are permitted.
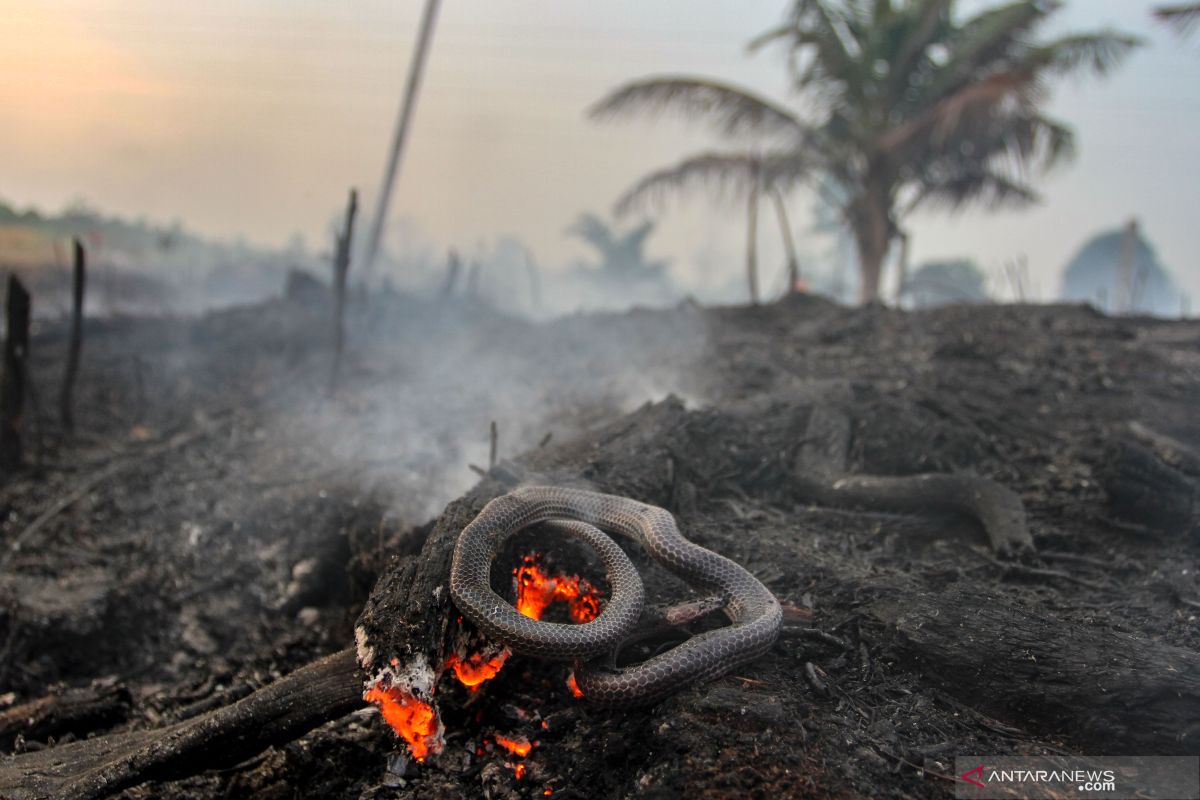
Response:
514,554,604,623
494,734,533,757
566,672,584,699
446,648,510,688
363,685,441,761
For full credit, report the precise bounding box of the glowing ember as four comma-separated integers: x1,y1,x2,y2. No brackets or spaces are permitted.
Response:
514,555,604,623
446,649,510,688
363,685,441,761
514,763,527,780
494,734,533,757
566,672,584,699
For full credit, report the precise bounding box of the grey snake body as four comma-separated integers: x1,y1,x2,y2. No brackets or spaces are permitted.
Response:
449,486,781,706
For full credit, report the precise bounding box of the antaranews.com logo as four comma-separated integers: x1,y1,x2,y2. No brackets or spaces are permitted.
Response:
953,756,1198,799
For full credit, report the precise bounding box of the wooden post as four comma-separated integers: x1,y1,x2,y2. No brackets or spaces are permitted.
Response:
440,249,462,297
0,275,31,471
488,420,498,470
60,239,86,432
745,165,760,305
330,189,358,393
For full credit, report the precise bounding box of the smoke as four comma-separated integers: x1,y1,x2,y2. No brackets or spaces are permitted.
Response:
265,290,712,526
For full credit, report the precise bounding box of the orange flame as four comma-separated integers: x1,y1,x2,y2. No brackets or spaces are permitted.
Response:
446,649,510,688
363,685,441,761
514,763,527,780
494,734,533,757
566,672,584,699
514,555,603,624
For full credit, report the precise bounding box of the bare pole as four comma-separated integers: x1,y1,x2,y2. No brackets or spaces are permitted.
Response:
60,238,86,432
361,0,442,279
330,188,358,394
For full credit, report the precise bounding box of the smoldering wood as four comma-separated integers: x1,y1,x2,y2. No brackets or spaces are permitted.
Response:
0,275,31,471
59,239,86,433
0,648,361,800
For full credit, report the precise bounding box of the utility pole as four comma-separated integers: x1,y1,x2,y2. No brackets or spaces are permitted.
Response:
362,0,442,279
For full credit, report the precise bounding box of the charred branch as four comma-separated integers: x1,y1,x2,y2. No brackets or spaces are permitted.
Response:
0,648,361,800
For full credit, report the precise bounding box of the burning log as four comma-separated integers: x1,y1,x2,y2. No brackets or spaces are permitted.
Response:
59,239,86,433
0,275,31,471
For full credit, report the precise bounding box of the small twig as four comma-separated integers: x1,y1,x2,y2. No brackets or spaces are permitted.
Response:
982,554,1107,591
538,432,553,448
780,627,852,650
804,662,829,697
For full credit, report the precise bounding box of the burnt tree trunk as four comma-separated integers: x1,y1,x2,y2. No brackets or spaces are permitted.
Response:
0,275,31,471
60,239,86,432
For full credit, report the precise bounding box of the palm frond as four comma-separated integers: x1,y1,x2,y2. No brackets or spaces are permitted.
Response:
589,78,806,140
1155,4,1200,37
613,151,808,216
1025,32,1142,78
912,166,1040,213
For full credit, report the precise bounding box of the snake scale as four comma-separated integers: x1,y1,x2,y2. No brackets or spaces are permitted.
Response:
449,486,782,706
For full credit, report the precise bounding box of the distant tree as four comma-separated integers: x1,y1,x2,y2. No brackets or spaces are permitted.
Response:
901,258,989,307
592,0,1140,305
609,152,801,304
566,212,670,280
1059,223,1183,316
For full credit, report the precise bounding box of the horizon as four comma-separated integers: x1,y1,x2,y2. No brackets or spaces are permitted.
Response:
3,0,1198,306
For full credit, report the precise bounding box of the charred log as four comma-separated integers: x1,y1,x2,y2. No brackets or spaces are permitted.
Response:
1102,428,1199,533
0,648,361,800
865,583,1200,754
0,683,130,752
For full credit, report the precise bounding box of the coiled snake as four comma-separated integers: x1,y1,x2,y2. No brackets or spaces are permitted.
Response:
449,486,782,706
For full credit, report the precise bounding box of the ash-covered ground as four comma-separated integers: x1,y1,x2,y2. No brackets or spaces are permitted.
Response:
1,287,1197,799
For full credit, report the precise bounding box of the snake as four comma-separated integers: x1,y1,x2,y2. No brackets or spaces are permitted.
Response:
449,486,782,706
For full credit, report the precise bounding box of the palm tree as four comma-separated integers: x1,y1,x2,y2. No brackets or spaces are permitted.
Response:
611,151,803,304
591,0,1139,304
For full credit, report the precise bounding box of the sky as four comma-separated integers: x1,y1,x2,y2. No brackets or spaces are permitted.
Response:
2,0,1198,306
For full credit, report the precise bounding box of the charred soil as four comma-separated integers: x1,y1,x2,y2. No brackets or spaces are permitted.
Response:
1,290,1198,799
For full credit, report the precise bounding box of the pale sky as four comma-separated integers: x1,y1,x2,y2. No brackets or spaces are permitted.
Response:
2,0,1198,304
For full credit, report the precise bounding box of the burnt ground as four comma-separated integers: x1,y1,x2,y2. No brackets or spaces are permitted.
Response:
0,288,1198,798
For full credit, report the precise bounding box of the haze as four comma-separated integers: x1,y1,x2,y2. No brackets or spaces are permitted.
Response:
3,0,1198,302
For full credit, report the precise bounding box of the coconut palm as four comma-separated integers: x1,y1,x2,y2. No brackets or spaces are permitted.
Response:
613,151,803,304
591,0,1139,304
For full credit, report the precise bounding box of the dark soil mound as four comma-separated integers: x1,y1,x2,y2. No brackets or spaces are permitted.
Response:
1,291,1197,798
